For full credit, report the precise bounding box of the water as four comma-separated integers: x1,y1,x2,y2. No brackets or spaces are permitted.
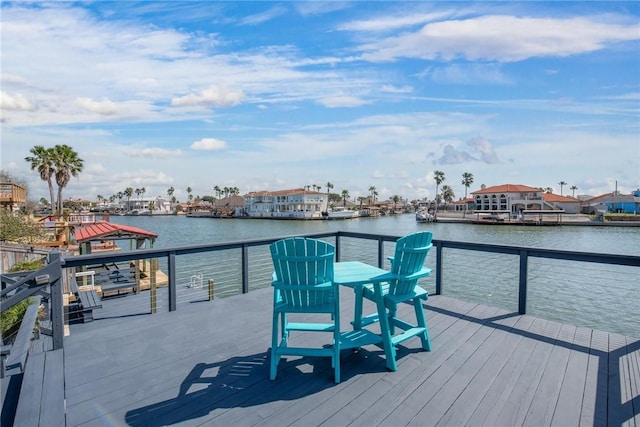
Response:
108,214,640,337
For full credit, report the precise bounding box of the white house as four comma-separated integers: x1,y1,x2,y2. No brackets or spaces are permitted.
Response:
243,188,327,219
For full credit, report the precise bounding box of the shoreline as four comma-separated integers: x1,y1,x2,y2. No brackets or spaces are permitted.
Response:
434,213,640,227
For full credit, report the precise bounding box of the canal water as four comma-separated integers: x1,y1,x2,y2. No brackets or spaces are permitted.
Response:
110,214,639,337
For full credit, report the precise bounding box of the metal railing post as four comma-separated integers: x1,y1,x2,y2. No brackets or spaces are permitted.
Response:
168,252,177,311
335,234,341,262
377,238,384,268
49,252,64,350
518,249,528,314
435,243,443,295
241,244,250,293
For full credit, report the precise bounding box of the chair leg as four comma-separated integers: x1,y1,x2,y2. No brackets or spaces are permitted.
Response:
373,284,397,371
270,310,281,380
413,298,431,351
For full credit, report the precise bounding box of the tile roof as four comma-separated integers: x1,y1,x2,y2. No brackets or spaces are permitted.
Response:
472,184,542,194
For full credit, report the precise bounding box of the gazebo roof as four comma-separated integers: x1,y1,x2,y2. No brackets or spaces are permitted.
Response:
74,221,157,243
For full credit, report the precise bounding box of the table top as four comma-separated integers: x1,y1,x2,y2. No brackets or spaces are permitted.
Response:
334,261,389,287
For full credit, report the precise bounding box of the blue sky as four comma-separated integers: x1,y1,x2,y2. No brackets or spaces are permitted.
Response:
1,1,639,203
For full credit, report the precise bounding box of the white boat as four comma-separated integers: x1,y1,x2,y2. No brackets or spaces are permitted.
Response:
323,207,358,220
416,208,434,223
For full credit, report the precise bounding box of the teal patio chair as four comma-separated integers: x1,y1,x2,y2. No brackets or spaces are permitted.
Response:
269,237,342,383
355,231,433,371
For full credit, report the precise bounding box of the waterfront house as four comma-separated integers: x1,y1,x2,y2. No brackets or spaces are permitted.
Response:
243,188,327,219
472,184,563,216
541,193,581,214
583,190,640,214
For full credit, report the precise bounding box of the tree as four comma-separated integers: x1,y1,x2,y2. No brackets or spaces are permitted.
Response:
326,182,333,210
545,187,554,194
187,187,193,203
213,185,221,199
570,185,578,198
441,185,455,208
391,195,400,211
461,172,474,218
167,186,174,198
135,188,142,208
341,189,350,208
124,187,133,211
25,146,56,210
51,144,83,214
433,170,445,218
558,181,567,196
368,186,377,205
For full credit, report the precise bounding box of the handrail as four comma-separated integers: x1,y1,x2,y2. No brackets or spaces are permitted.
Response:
3,231,639,351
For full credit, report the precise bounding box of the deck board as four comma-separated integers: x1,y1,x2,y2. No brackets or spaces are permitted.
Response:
60,285,640,427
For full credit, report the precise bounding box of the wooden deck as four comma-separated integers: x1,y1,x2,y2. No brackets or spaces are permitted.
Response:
63,286,640,427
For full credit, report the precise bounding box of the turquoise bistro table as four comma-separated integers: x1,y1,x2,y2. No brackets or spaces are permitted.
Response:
334,261,398,371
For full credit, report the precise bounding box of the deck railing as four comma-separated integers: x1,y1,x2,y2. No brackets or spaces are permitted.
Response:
3,231,640,354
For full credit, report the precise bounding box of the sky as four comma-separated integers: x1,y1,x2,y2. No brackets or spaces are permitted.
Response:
1,1,639,204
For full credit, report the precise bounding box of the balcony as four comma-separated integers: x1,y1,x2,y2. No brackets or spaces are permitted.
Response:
2,231,639,426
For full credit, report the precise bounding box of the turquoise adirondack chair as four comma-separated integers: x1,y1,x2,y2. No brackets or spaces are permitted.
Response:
269,237,342,382
355,231,433,371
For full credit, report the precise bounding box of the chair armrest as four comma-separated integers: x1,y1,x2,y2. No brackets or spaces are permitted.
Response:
369,267,432,283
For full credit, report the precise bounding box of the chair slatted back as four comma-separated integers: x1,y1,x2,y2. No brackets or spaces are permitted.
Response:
270,238,335,308
389,231,433,296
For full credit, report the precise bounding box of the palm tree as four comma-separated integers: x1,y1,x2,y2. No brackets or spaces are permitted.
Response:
441,185,455,210
25,145,56,211
186,187,193,203
433,170,445,219
368,186,377,205
341,189,350,208
570,185,578,198
167,186,175,198
558,181,567,196
134,188,142,208
124,187,133,211
545,187,554,194
213,185,221,199
51,144,83,214
461,172,474,217
391,195,400,211
326,182,333,211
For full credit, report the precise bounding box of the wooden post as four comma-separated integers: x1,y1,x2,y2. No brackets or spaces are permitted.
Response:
208,279,214,301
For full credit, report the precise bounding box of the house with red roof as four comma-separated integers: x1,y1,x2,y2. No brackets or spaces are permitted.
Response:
472,184,579,215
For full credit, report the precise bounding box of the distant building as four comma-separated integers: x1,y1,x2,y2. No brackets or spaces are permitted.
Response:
472,184,574,215
243,188,327,219
582,190,640,214
0,182,26,211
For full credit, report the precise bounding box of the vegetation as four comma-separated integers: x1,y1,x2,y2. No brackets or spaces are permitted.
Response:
0,210,48,243
25,144,84,214
461,172,474,217
1,257,44,339
433,170,445,217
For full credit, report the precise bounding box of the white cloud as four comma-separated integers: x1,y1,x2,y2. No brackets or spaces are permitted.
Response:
171,85,244,107
76,97,118,115
191,138,227,151
0,91,35,111
425,64,513,85
125,147,183,158
239,6,287,26
318,95,369,108
359,15,640,62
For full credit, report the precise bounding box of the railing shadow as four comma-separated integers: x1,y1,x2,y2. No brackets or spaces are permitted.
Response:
425,303,640,426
